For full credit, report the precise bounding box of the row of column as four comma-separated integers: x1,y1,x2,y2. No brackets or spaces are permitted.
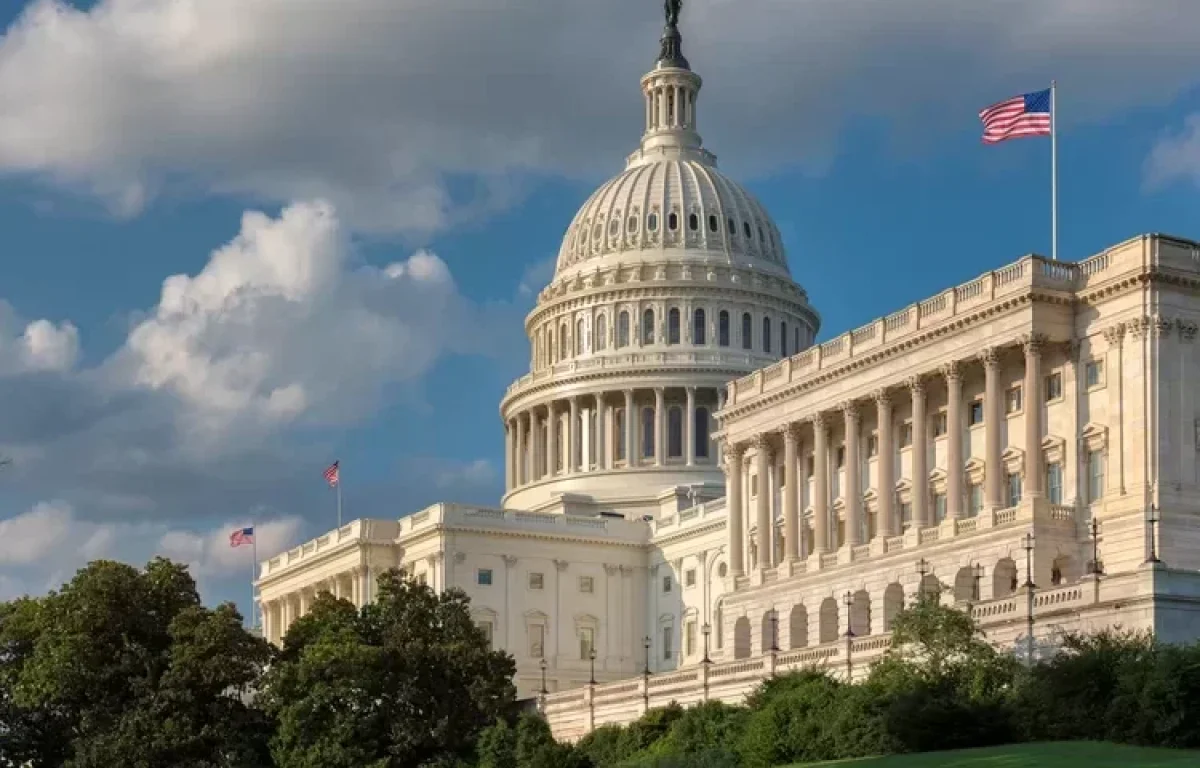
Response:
260,567,376,644
505,387,721,491
724,336,1046,578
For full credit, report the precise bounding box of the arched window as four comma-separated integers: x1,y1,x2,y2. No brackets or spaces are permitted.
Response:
595,314,607,351
781,321,788,357
708,215,718,232
667,308,681,345
668,212,678,231
548,328,556,364
719,311,730,347
668,406,683,458
642,308,655,345
743,221,752,239
560,323,569,359
617,311,630,348
648,212,659,232
695,407,710,458
762,317,772,354
693,309,706,346
642,407,655,459
576,319,585,356
688,213,698,231
727,217,736,235
741,313,752,350
795,326,801,353
614,408,626,461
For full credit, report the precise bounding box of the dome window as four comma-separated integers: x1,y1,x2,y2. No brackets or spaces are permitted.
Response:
648,213,659,232
743,222,752,239
667,308,681,345
609,219,620,237
593,223,602,240
628,215,639,233
758,225,765,243
688,213,698,231
727,217,736,235
668,212,678,231
708,215,718,232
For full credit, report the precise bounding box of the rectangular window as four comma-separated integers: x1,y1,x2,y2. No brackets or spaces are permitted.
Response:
933,493,947,523
900,422,913,448
478,621,494,648
528,572,544,590
685,621,696,657
477,569,493,586
1006,386,1023,414
684,569,696,588
614,408,627,462
1045,372,1063,401
662,574,672,593
1088,450,1105,502
1007,473,1023,507
969,399,984,426
806,456,815,478
417,572,428,586
1047,462,1063,505
579,626,595,660
750,474,758,497
932,412,948,437
867,434,879,457
969,483,983,517
900,501,913,529
579,576,594,594
530,624,545,658
836,446,846,468
1085,360,1104,388
662,626,674,660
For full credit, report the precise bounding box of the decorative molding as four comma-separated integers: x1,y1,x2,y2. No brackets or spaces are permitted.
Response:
940,360,962,382
603,563,619,576
979,347,1000,370
841,400,861,425
1179,320,1199,343
872,388,892,409
1080,422,1109,452
1042,434,1067,465
502,555,519,567
1102,322,1126,345
554,558,569,572
1152,317,1175,338
906,375,925,396
1020,332,1048,357
453,551,466,564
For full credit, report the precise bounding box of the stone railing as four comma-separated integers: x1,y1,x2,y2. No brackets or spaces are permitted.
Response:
726,236,1191,408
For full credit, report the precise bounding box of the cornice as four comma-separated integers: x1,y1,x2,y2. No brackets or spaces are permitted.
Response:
651,517,726,548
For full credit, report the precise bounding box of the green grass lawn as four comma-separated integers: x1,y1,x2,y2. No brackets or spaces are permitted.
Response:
787,741,1200,767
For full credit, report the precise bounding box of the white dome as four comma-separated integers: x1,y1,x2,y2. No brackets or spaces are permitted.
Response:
554,154,790,280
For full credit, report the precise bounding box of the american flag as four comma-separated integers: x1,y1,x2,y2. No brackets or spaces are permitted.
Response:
979,88,1051,144
323,460,340,487
229,527,254,548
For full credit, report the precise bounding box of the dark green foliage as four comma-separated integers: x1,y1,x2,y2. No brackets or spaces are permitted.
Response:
260,569,516,768
614,703,683,758
513,712,588,768
476,719,518,768
0,558,273,768
737,671,855,767
574,724,627,766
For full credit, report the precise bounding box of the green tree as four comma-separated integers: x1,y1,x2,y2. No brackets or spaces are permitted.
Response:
260,569,516,768
0,558,272,768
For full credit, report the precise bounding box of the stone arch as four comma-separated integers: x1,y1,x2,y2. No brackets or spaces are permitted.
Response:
994,557,1018,598
851,589,871,636
953,566,977,603
789,604,808,649
882,582,905,631
919,574,942,604
1051,553,1078,586
760,609,778,653
818,597,839,643
733,616,751,659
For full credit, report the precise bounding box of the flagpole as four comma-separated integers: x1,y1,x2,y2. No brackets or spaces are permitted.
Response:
337,470,343,528
1051,79,1058,261
250,524,258,632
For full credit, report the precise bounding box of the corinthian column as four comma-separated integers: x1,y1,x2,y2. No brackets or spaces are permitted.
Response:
943,361,963,520
569,396,580,473
754,434,772,571
875,390,895,537
654,387,666,467
813,413,830,554
725,442,745,577
685,387,697,466
1022,334,1046,497
516,414,527,487
546,402,558,477
981,348,1003,510
783,424,800,562
843,401,863,546
624,389,636,467
909,377,928,528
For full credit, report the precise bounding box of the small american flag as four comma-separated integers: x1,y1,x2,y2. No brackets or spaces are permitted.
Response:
979,88,1051,144
229,527,254,548
323,460,340,487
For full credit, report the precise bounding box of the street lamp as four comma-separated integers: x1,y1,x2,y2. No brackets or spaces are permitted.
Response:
701,622,711,664
1088,517,1104,575
539,657,548,696
768,610,779,653
589,647,597,685
1146,506,1161,564
972,563,985,602
643,635,651,676
642,635,651,711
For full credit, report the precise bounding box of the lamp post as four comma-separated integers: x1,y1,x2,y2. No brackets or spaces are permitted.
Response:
701,622,711,664
769,610,779,653
589,647,597,685
972,563,984,602
1022,531,1036,666
538,657,548,712
1088,517,1104,576
916,557,930,604
843,590,855,681
642,635,651,711
1146,505,1161,564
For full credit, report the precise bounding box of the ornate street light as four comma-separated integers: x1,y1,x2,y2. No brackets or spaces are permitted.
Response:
701,622,711,664
539,657,548,696
589,648,597,685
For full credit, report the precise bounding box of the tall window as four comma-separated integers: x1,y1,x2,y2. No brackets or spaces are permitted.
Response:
762,317,772,354
668,406,683,458
933,493,947,523
642,308,655,345
969,483,983,517
595,314,607,351
1045,372,1063,401
795,326,801,353
642,407,655,458
667,308,681,345
662,625,673,660
742,313,752,350
695,407,710,458
579,627,595,660
1007,473,1023,507
1087,450,1105,502
559,323,568,359
781,321,789,356
575,318,585,355
1047,462,1063,504
615,408,627,461
719,311,730,347
548,329,555,364
685,621,697,657
693,308,706,345
529,624,545,658
900,501,913,529
617,311,630,348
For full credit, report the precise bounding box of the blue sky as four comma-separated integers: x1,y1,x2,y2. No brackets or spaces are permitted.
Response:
1,0,1199,618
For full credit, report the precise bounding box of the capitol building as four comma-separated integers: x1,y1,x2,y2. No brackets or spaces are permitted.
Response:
257,8,1200,740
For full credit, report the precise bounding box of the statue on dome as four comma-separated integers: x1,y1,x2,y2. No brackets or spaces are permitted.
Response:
664,0,682,28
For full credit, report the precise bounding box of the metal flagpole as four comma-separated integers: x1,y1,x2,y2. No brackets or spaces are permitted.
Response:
1050,80,1058,261
336,469,343,528
251,525,258,632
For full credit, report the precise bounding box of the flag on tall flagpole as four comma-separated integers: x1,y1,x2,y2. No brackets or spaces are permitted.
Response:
230,526,257,631
324,460,344,527
979,84,1058,261
229,526,255,547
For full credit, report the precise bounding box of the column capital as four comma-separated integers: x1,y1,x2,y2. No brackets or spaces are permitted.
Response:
752,433,771,452
503,554,519,567
940,360,962,382
1020,332,1049,356
603,563,619,576
872,388,892,409
906,375,925,396
686,385,697,395
654,386,666,396
1127,316,1152,339
811,410,828,430
722,440,745,461
781,422,802,446
1180,320,1199,343
840,400,860,424
1065,338,1083,362
1102,321,1126,345
979,346,1001,370
553,558,569,572
1152,316,1175,338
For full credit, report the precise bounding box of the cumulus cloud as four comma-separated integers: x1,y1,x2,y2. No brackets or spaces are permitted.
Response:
1146,114,1200,189
0,301,79,374
1,0,1198,233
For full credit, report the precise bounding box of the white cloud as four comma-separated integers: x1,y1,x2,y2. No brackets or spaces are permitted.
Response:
1146,114,1200,189
1,0,1198,233
0,302,79,374
0,500,72,566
